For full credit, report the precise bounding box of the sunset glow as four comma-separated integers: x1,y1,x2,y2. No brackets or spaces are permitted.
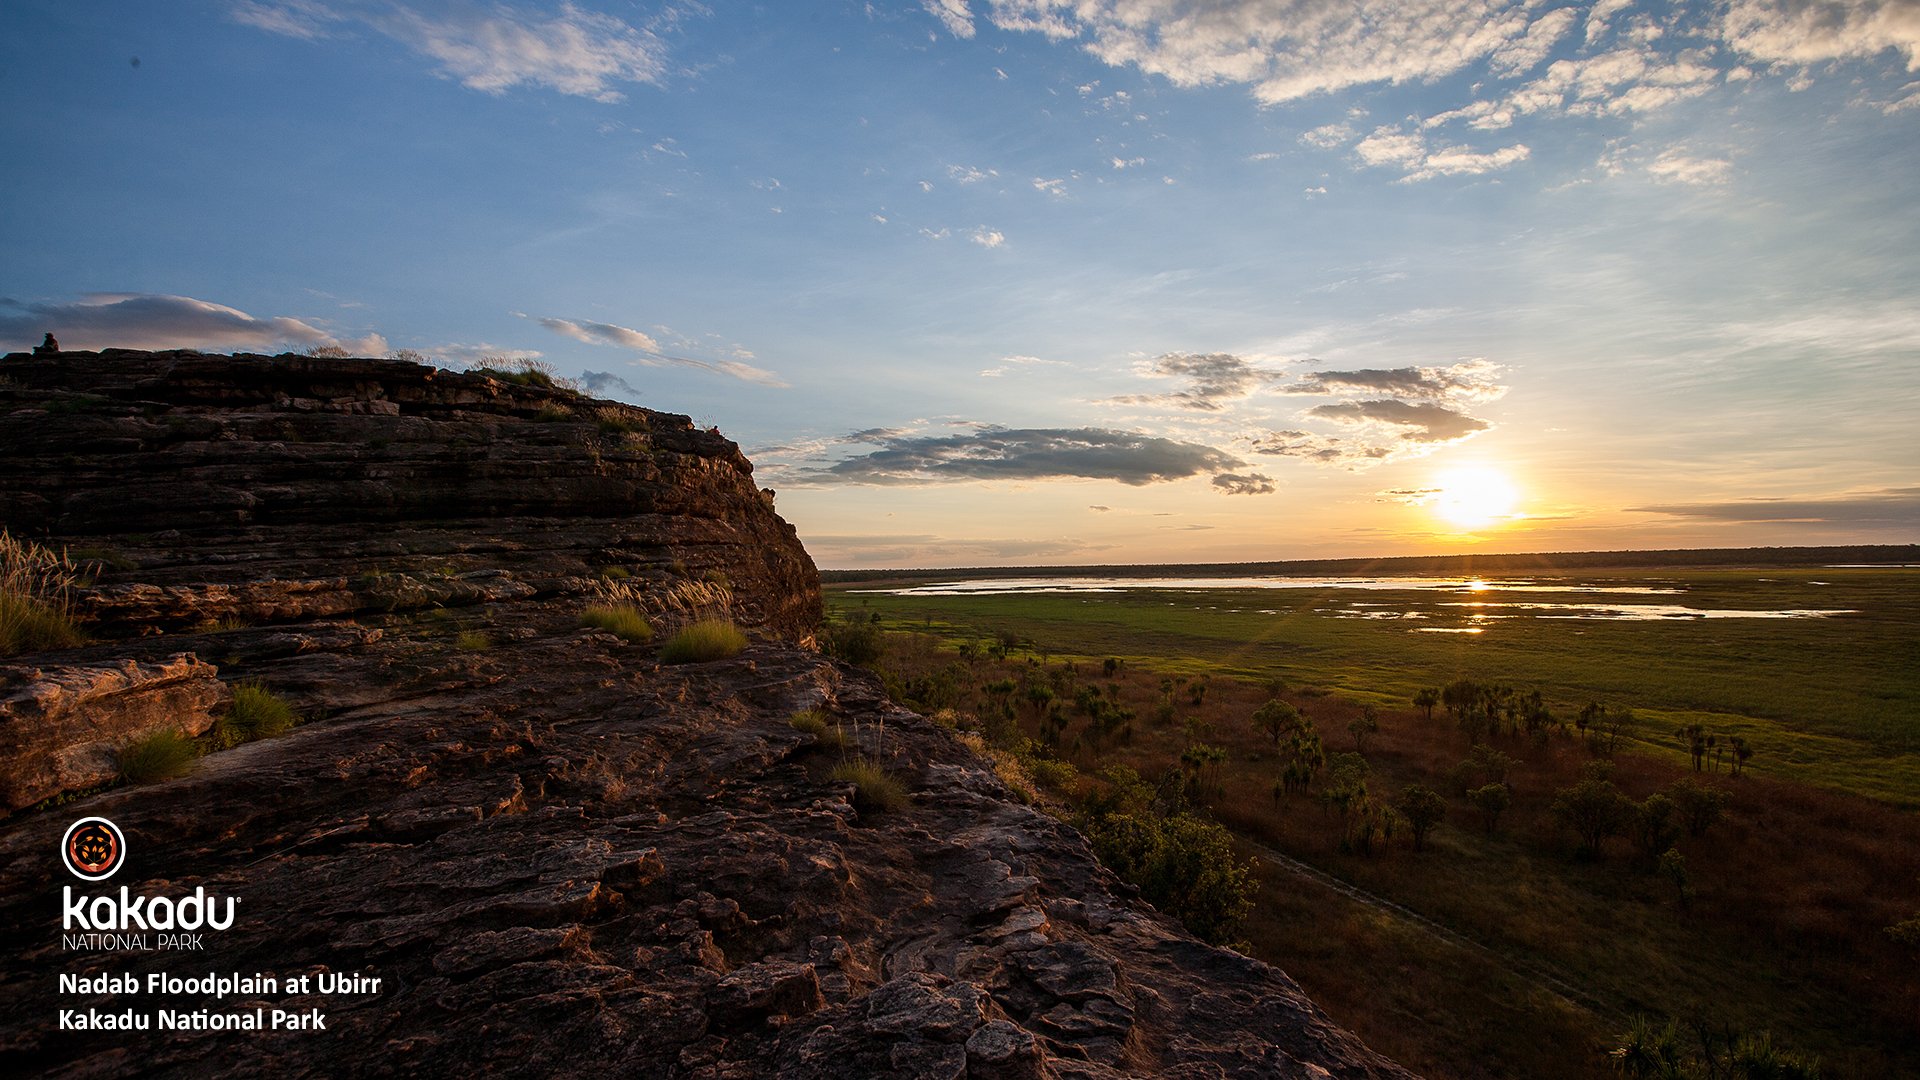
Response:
2,2,1916,566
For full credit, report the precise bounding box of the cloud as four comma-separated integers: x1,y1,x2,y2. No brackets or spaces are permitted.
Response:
1627,488,1920,525
802,532,1113,567
923,0,976,39
0,293,380,353
1089,504,1112,512
1108,351,1282,411
1355,126,1530,182
1298,122,1355,148
531,315,787,386
425,342,545,366
979,354,1068,377
1246,429,1394,467
538,317,661,352
1720,0,1920,72
947,163,996,183
1306,399,1492,442
969,227,1007,248
980,1,1909,154
234,1,675,102
819,426,1245,486
579,370,643,398
230,0,343,40
1286,360,1506,402
1212,472,1277,495
1647,148,1733,185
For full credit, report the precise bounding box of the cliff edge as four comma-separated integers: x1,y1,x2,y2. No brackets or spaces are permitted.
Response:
0,351,1412,1079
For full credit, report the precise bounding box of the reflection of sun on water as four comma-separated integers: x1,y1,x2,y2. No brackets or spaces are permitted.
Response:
1432,467,1520,528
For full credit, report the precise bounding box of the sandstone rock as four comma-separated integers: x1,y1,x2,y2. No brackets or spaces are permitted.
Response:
0,653,226,809
0,352,1413,1078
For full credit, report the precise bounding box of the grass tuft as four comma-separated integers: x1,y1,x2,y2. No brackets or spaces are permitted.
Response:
455,630,492,652
582,603,654,643
790,709,850,751
830,756,908,813
118,730,198,784
659,619,748,664
0,531,87,656
210,683,299,749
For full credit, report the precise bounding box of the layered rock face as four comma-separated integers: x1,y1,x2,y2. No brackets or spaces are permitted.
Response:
0,351,1411,1078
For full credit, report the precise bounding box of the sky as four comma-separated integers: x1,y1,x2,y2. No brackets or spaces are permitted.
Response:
2,1,1917,568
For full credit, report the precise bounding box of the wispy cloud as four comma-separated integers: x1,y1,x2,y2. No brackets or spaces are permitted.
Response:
1212,471,1276,495
1628,488,1920,525
530,314,787,386
1306,399,1492,442
0,293,383,354
814,426,1245,487
1647,148,1734,186
979,354,1067,377
1107,351,1284,411
232,1,679,102
922,0,976,39
1285,360,1506,403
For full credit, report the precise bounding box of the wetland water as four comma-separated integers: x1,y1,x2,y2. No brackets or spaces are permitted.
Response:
852,576,1856,631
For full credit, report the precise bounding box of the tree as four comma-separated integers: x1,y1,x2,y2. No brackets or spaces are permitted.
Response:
1658,848,1693,910
1551,776,1634,857
1665,779,1728,838
1728,735,1753,777
1252,699,1304,750
1632,794,1683,864
1321,752,1370,821
1395,784,1446,852
1412,687,1439,722
1681,724,1708,772
1347,705,1379,753
1468,783,1511,834
1188,676,1208,707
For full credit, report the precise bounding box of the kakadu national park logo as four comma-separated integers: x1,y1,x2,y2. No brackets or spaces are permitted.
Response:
62,817,125,882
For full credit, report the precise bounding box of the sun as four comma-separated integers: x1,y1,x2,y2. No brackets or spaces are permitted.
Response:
1431,467,1520,528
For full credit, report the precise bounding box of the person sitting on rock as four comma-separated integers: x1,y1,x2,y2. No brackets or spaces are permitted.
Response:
33,333,59,356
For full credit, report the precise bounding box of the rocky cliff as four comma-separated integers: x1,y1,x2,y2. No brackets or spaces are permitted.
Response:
0,350,1412,1078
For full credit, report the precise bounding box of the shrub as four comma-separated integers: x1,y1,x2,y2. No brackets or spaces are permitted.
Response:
831,757,908,813
582,604,654,643
210,683,299,749
455,630,492,652
659,619,748,664
118,730,198,783
823,618,884,666
1082,810,1254,944
533,403,575,423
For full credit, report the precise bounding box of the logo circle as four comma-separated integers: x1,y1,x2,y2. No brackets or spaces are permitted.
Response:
61,817,125,881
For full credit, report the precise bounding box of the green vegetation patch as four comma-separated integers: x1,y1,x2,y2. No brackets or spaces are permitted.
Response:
210,683,299,749
830,757,908,813
582,603,654,643
118,730,198,784
659,619,748,664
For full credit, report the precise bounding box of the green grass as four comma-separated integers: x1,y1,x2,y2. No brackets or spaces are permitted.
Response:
658,619,748,664
829,566,1920,805
118,730,198,784
830,756,908,812
455,630,492,651
582,603,654,643
210,683,299,749
789,708,850,750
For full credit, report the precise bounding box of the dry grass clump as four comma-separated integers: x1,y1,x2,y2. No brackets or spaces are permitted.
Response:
659,619,748,664
118,730,198,784
0,530,87,656
790,709,851,751
209,683,299,750
831,756,908,813
582,603,654,643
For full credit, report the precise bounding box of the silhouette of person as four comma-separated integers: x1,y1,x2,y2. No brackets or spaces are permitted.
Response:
33,333,59,356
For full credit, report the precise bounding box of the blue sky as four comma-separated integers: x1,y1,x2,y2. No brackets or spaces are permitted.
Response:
3,1,1917,566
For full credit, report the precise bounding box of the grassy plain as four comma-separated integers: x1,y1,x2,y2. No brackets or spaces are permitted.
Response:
826,564,1920,1079
832,567,1920,804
